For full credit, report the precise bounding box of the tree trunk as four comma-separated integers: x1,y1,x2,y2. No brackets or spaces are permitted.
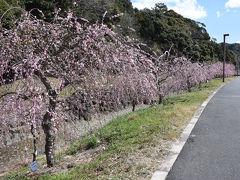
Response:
35,70,57,167
132,99,136,112
30,124,37,162
42,109,56,167
158,94,163,104
199,82,202,90
42,89,57,167
187,78,191,92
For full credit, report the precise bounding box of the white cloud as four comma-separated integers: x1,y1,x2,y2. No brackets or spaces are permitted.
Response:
216,11,222,18
237,41,240,44
132,0,207,20
171,0,207,20
132,0,179,10
225,0,240,8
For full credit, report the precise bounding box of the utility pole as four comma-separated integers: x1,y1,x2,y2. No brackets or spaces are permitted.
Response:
223,34,229,82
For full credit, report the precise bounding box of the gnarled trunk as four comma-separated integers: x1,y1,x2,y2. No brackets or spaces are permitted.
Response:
132,99,136,112
42,109,56,167
30,124,37,162
158,94,163,104
187,77,191,92
35,70,57,167
42,89,57,167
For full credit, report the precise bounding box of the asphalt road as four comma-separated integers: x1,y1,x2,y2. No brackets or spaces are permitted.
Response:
166,78,240,180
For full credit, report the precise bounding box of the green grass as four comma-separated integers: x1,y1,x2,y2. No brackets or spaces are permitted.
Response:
3,166,30,180
4,77,237,180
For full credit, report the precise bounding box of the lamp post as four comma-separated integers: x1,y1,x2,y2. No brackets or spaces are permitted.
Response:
223,34,229,82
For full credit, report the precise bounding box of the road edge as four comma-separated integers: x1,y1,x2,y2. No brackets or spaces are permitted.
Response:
151,84,225,180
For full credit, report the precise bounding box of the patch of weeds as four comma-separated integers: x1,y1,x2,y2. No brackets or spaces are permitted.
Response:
81,136,99,150
65,136,99,155
4,166,30,180
65,141,82,155
163,95,187,105
136,163,147,171
111,178,121,180
128,114,139,121
55,151,65,161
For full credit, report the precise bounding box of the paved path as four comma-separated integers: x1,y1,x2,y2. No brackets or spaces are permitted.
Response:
166,78,240,180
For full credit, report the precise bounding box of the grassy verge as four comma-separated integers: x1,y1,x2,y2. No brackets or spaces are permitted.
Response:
4,77,237,180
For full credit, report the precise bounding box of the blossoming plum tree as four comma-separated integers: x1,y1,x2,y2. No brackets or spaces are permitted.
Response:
0,9,236,168
0,11,157,166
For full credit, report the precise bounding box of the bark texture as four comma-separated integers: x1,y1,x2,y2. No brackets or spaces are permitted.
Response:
35,70,57,167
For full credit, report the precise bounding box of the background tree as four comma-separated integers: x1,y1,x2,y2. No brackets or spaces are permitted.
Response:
0,0,25,28
23,0,73,21
227,43,240,58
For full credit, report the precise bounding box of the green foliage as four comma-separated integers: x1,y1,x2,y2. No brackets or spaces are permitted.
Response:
0,0,24,28
114,0,133,13
228,43,240,57
132,2,235,63
72,0,114,23
216,43,238,65
82,136,98,150
0,0,9,17
135,3,223,61
23,0,73,21
226,48,237,64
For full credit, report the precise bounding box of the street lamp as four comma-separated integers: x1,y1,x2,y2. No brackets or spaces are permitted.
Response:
223,34,229,82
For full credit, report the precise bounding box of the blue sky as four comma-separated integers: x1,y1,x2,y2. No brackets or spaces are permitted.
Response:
130,0,240,44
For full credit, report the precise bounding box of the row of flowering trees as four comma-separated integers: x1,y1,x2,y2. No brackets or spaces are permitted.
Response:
158,58,235,98
0,11,236,167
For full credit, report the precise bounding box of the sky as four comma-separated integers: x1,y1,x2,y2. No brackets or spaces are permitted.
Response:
130,0,240,44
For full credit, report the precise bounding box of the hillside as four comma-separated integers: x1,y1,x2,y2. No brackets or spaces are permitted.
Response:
227,43,240,58
0,0,237,64
76,1,237,63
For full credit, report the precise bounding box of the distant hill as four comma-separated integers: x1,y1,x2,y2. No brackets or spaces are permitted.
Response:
227,43,240,58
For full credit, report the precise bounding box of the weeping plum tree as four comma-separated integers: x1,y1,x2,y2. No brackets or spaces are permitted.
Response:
0,8,236,168
156,56,236,98
0,11,158,166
